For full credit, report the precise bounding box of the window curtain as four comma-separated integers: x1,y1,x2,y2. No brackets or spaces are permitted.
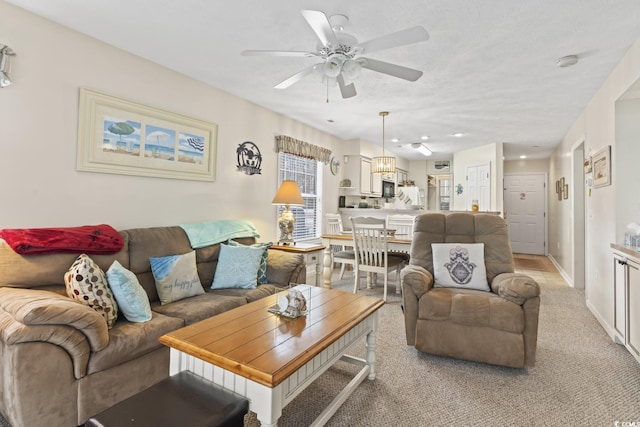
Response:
275,135,332,164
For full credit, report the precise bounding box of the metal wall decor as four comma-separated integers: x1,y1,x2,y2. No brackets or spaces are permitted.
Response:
236,141,262,175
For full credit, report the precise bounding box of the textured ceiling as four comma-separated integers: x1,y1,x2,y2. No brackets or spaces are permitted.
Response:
7,0,640,160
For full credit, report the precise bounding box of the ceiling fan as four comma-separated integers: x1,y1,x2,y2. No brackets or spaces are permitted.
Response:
241,10,429,99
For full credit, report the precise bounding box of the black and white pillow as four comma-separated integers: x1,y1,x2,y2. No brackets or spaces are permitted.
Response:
432,243,489,291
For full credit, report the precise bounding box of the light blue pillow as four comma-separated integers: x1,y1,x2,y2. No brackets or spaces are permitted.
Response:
150,251,205,305
227,240,272,284
106,260,152,323
211,244,264,289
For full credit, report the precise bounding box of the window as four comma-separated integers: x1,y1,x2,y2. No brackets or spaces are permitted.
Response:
278,152,322,240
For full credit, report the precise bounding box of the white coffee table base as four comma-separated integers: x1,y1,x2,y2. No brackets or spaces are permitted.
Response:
169,310,378,427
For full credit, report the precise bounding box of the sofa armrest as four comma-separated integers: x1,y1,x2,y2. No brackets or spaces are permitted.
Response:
400,265,433,346
266,250,305,287
0,287,109,351
491,273,540,305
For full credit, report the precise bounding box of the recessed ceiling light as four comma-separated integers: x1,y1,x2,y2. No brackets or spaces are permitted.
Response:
451,132,465,137
391,138,399,143
421,135,429,140
519,155,527,159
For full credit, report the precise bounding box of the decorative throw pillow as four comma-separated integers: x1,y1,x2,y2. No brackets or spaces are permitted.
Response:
211,244,264,290
106,260,152,323
64,253,119,328
227,239,272,284
150,251,205,305
432,243,490,291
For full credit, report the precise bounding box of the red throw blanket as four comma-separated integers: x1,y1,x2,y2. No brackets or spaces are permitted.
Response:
0,224,124,255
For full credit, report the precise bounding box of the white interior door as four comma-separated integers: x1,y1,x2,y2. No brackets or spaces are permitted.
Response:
466,163,490,210
504,173,546,255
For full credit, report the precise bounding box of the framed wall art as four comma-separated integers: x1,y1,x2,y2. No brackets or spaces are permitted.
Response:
592,145,611,188
77,88,218,181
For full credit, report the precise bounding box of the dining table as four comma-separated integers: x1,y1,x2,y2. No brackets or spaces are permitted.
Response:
320,232,412,288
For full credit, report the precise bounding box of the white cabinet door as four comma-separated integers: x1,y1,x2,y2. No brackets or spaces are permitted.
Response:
614,253,627,342
628,258,640,359
371,171,382,196
360,158,372,194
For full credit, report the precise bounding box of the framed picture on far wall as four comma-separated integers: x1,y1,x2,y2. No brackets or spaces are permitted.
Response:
592,146,611,188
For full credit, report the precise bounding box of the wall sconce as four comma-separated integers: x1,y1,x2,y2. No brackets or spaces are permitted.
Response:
272,180,304,244
411,143,432,156
0,45,16,88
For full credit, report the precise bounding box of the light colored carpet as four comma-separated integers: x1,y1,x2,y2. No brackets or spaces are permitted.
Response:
1,255,638,426
242,254,640,426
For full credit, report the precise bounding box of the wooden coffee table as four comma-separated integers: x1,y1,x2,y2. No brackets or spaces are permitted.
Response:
159,285,384,427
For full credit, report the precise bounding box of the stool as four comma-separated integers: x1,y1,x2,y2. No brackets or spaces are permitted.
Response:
86,371,249,427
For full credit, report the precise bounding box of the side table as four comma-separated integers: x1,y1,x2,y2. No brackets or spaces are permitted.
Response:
271,242,325,286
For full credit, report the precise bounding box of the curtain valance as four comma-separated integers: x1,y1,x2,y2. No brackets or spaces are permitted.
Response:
275,135,332,164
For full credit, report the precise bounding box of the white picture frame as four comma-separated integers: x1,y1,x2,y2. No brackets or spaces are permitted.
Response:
592,146,611,188
77,88,217,181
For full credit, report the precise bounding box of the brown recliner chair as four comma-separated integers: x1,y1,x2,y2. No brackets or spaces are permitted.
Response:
401,213,541,368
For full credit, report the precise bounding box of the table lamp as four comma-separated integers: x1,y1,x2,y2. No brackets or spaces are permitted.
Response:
272,180,304,244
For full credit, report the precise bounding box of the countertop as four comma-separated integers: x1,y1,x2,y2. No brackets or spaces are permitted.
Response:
611,243,640,258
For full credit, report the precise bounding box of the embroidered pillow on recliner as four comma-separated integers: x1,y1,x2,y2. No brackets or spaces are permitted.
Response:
432,243,490,291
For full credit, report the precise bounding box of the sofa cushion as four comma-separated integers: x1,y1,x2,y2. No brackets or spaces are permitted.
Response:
87,312,183,375
150,251,205,305
227,239,272,284
211,244,263,290
419,287,524,333
432,243,489,291
209,284,280,303
106,261,152,323
151,293,247,325
64,254,119,328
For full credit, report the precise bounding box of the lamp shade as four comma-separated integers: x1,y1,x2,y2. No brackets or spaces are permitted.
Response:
272,181,304,206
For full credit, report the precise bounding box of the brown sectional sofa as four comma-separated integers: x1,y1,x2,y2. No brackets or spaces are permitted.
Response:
0,225,305,427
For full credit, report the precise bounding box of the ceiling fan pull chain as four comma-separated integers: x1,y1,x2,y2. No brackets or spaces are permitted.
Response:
326,77,330,103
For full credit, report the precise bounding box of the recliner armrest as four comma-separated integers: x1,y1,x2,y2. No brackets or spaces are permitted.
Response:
400,265,433,299
491,273,540,305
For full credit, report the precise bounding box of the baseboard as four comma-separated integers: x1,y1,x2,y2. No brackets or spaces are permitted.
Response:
547,255,573,287
585,299,616,342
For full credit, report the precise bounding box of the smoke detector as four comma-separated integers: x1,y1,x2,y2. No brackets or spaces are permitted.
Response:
556,55,578,68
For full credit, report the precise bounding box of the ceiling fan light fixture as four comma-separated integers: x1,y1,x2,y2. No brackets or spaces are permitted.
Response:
323,55,344,78
411,143,432,156
341,59,361,81
372,111,396,174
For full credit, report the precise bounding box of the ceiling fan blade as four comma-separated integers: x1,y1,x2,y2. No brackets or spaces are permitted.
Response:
357,26,429,54
241,50,318,58
274,64,321,89
360,57,423,81
337,75,357,98
301,10,338,47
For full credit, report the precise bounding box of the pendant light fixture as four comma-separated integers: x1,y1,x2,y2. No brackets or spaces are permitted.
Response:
372,111,396,174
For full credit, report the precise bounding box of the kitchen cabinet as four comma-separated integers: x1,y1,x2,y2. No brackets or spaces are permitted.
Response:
343,155,381,196
396,168,408,186
612,245,640,364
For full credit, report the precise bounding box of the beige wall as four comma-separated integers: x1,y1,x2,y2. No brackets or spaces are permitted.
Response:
0,2,348,241
549,35,640,337
452,142,503,212
504,158,549,174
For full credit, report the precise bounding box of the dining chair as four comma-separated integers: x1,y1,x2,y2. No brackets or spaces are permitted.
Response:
325,213,355,279
350,217,405,301
386,214,414,263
